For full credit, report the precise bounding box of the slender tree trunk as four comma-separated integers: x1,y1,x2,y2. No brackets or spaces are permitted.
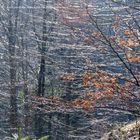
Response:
21,39,29,134
9,48,18,134
8,18,18,134
35,0,47,138
8,0,22,134
37,56,46,96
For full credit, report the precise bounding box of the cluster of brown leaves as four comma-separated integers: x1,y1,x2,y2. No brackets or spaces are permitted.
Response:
60,74,75,81
75,69,131,109
123,30,133,37
83,69,129,93
109,28,140,63
117,37,139,48
60,68,131,110
72,98,94,111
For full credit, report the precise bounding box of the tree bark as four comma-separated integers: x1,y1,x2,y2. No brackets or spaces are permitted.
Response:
8,19,18,134
35,0,48,138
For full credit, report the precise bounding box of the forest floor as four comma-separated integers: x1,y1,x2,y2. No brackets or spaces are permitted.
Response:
101,119,140,140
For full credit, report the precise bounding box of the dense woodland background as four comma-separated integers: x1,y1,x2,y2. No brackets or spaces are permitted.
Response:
0,0,140,139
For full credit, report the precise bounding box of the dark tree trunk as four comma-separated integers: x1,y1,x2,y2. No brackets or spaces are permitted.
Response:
37,56,46,96
35,55,46,138
8,0,22,134
9,55,18,134
34,0,48,138
22,50,29,134
8,20,18,134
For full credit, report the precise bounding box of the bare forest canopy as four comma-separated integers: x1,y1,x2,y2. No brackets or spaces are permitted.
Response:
0,0,140,139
